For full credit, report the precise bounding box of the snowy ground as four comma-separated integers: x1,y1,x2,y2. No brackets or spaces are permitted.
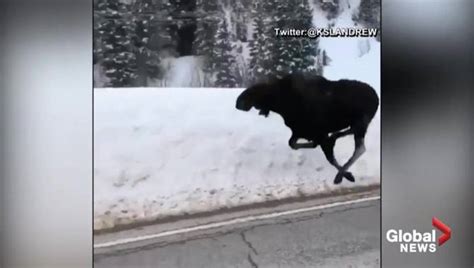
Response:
94,86,380,231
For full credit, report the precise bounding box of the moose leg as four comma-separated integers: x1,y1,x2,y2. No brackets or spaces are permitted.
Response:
344,136,366,170
288,134,318,150
330,128,353,140
320,137,355,184
333,118,370,183
334,137,366,183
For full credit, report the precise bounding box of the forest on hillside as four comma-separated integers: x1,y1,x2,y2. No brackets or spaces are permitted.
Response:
93,0,380,88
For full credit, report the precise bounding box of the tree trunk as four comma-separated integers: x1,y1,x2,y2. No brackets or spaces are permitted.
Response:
135,51,148,87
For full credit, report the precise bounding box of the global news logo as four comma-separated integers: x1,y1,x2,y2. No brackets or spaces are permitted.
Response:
386,217,451,253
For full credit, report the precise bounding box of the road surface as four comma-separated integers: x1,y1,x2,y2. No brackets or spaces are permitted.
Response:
95,199,380,268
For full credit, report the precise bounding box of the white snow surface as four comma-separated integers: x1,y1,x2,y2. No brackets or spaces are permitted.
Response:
94,86,380,230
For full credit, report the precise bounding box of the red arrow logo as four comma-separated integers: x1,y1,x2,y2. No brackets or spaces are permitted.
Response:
432,217,451,246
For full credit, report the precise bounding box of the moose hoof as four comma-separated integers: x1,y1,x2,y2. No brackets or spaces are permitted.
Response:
344,172,355,182
333,172,355,184
334,173,344,184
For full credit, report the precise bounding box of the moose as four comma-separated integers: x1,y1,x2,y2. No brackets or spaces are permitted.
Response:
235,73,379,184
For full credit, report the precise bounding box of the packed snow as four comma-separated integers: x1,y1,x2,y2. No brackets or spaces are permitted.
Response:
94,86,380,230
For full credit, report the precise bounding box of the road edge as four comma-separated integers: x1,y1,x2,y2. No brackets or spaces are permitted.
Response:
94,184,379,255
95,184,379,235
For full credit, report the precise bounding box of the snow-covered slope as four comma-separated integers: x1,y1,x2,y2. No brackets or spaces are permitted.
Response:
94,87,380,230
144,0,380,88
316,0,380,89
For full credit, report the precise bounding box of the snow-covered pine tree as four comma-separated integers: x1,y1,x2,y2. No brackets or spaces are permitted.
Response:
169,0,196,14
193,0,220,85
193,0,219,55
292,0,320,74
248,2,269,84
271,0,297,78
357,0,380,28
317,0,340,20
212,18,238,88
131,0,163,86
263,0,321,78
230,0,252,42
94,0,137,87
249,0,279,81
354,0,380,41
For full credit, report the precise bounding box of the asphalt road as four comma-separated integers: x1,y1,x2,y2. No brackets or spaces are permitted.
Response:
95,199,380,268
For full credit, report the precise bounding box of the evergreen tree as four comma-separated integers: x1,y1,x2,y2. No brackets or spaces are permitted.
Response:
193,0,219,56
270,0,294,78
317,0,340,20
249,0,320,82
357,0,380,28
94,0,137,87
193,0,220,85
246,0,280,83
212,19,238,87
131,0,163,86
248,1,272,83
354,0,380,41
169,0,196,14
265,0,319,78
292,0,319,74
230,0,252,42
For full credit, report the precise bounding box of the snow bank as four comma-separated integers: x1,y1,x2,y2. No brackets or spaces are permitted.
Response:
94,86,380,230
